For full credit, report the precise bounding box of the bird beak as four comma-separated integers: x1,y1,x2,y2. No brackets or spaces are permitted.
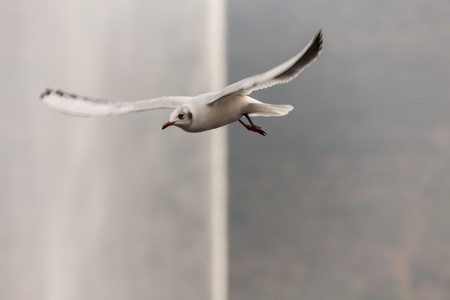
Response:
162,121,175,130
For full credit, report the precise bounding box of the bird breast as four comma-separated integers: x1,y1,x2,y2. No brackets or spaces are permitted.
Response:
187,95,249,132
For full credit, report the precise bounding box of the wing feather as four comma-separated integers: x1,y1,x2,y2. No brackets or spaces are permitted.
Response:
208,30,323,106
40,89,190,117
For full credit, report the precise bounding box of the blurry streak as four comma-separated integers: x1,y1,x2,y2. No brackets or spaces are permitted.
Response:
208,0,228,299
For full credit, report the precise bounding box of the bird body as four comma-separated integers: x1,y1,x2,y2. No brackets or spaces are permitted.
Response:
41,30,323,136
183,92,247,132
173,93,291,132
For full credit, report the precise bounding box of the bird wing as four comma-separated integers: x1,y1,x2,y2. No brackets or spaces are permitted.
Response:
207,30,323,106
40,89,191,117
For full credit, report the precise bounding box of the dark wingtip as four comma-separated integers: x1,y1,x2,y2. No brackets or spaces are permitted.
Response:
40,88,53,100
315,29,323,51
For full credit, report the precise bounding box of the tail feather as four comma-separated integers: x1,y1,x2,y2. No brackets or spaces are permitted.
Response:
247,103,294,117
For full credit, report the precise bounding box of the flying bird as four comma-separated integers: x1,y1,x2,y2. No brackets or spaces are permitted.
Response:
40,30,323,136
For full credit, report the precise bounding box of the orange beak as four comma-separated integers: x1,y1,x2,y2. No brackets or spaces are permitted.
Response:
162,121,175,130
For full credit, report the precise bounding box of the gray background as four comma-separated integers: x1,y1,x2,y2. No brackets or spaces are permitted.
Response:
228,1,450,300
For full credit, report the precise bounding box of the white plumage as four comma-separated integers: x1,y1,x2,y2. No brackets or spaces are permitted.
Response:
41,30,323,136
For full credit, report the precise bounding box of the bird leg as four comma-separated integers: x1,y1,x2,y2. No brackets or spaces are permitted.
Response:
238,113,267,136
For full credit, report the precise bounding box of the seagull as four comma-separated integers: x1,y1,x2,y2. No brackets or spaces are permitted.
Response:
40,30,323,136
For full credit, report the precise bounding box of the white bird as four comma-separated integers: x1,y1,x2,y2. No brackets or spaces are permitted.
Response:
40,30,323,136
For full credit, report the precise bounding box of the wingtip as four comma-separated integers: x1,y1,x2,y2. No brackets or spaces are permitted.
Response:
40,88,79,100
40,88,53,100
315,29,323,50
317,29,323,37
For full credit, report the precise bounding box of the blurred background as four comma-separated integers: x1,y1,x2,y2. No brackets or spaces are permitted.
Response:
2,1,450,300
0,1,226,300
228,1,450,300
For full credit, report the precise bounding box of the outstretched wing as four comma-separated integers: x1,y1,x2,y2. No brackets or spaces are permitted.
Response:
208,30,323,106
40,89,191,117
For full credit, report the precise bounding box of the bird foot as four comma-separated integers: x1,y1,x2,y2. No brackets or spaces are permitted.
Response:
238,114,267,136
239,121,266,136
248,125,267,136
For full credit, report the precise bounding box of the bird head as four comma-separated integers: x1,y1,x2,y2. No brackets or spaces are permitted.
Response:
162,106,193,130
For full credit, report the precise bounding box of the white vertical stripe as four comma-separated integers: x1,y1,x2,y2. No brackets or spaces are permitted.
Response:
208,0,228,300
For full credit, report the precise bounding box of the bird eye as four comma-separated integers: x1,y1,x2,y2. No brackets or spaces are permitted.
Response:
178,113,185,119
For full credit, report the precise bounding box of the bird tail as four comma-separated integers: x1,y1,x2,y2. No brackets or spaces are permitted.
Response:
247,103,294,117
